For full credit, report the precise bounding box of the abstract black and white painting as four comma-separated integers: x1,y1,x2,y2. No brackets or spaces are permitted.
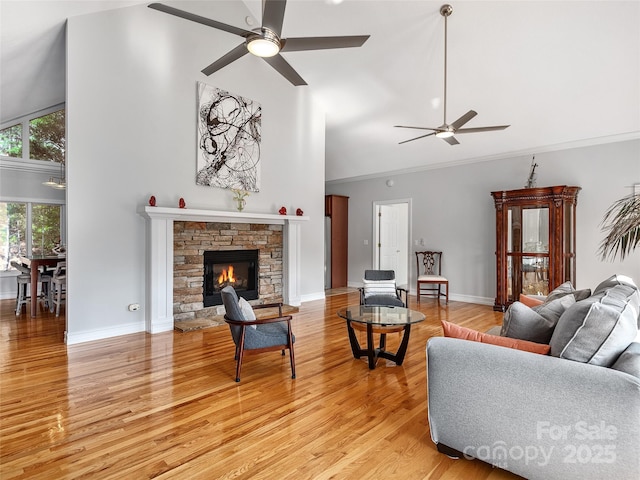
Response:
196,82,261,191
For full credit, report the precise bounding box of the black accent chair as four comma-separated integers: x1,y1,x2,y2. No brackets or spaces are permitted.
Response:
359,269,407,307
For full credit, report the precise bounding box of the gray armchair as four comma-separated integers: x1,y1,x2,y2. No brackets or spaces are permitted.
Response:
221,286,295,382
359,270,407,307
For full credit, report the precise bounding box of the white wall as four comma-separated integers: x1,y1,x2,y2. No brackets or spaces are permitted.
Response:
66,3,325,343
326,139,640,304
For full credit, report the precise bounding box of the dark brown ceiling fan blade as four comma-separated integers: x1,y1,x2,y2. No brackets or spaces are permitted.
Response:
148,3,253,37
456,125,511,133
262,0,287,37
263,54,307,86
398,132,436,145
450,110,477,130
394,125,440,131
280,35,370,52
442,135,460,145
201,44,249,76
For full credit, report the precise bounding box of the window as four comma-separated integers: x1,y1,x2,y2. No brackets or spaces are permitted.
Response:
0,106,65,164
0,124,22,158
30,110,65,163
0,201,64,272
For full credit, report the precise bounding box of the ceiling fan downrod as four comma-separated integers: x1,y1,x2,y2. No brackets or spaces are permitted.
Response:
440,4,453,128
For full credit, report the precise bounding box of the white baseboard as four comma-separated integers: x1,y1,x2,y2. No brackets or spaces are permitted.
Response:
347,283,494,306
448,293,494,306
65,321,146,345
300,291,326,303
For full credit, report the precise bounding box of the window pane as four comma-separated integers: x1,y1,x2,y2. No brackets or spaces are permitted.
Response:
0,124,23,157
29,110,65,163
31,204,61,256
0,202,27,271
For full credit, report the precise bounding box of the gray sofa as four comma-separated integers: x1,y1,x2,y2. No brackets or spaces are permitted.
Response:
426,275,640,480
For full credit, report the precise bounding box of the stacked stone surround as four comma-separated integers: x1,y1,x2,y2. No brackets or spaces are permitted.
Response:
173,221,283,322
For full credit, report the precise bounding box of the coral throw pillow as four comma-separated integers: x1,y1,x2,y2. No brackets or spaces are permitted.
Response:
519,294,545,307
441,320,551,355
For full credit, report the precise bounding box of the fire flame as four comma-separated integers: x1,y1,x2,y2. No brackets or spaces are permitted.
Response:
217,265,236,285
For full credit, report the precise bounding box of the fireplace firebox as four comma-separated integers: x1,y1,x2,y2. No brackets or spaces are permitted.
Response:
204,249,259,306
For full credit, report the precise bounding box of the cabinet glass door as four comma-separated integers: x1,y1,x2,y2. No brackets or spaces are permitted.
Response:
506,206,550,301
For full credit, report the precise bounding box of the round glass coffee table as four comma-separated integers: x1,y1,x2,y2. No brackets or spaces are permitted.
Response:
337,305,426,369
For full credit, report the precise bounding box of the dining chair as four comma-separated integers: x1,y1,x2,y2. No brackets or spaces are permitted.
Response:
49,261,66,316
221,286,295,382
10,260,52,315
416,251,449,303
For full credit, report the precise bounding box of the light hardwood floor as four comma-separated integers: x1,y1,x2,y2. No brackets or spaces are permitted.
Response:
0,293,523,479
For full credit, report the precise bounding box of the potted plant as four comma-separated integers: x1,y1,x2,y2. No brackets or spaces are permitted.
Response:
599,192,640,261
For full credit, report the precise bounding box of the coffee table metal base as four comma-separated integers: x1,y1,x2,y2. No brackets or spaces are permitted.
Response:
346,320,412,369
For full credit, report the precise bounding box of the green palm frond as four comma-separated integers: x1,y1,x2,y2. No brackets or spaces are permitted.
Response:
599,193,640,261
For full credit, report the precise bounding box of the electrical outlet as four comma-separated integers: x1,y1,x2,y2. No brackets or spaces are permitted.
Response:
128,303,140,312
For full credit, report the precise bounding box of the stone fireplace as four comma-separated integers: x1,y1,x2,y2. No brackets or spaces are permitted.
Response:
138,206,307,334
173,221,283,324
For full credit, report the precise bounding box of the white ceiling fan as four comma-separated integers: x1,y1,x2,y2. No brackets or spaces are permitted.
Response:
395,4,510,145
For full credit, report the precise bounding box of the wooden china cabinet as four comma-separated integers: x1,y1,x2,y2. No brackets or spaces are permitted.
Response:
491,185,580,311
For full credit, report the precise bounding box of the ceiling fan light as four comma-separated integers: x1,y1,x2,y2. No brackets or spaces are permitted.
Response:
247,29,281,57
436,130,454,138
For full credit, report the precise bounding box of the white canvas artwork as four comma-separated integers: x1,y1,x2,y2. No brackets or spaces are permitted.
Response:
196,82,261,191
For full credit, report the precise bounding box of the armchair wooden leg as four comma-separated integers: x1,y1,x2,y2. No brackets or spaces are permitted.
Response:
288,325,296,379
289,345,296,379
235,329,246,382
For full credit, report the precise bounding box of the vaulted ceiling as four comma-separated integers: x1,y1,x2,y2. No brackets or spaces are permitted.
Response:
2,1,639,182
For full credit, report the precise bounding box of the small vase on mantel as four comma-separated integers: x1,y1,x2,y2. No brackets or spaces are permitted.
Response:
231,189,250,212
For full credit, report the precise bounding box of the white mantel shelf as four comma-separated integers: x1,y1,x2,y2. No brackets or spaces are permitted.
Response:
138,206,309,224
138,205,309,334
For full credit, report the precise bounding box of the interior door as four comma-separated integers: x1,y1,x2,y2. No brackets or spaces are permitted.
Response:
379,205,400,272
374,201,410,286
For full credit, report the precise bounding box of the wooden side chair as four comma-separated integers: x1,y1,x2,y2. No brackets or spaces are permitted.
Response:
221,286,295,382
416,251,448,303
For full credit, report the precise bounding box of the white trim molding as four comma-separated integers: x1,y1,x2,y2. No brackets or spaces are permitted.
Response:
138,206,309,334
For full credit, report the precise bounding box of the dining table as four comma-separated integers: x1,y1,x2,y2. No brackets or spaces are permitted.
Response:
19,255,65,317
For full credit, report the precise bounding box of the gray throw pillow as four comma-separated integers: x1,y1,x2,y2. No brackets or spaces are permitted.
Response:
533,294,576,326
501,295,575,344
545,281,575,302
545,281,591,303
550,285,640,367
238,297,257,329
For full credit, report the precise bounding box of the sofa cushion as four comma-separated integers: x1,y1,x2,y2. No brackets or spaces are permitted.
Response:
443,320,550,355
611,342,640,380
500,295,575,344
550,285,640,366
593,274,640,328
593,274,638,295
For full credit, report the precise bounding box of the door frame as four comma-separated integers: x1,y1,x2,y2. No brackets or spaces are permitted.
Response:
372,198,412,287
